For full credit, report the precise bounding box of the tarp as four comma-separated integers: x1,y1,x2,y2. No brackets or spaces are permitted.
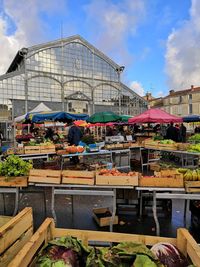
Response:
119,115,132,122
26,111,89,123
88,111,120,123
183,115,200,122
14,102,51,122
128,108,183,124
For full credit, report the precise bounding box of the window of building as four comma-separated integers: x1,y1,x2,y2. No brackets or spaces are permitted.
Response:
189,94,192,100
189,103,193,114
179,95,182,103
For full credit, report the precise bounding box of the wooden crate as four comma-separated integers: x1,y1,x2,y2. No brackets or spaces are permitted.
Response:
177,143,190,151
93,207,118,227
40,144,56,153
139,176,184,188
0,207,33,267
156,169,179,177
0,176,28,187
9,218,200,267
96,172,139,186
29,169,61,184
149,163,161,172
62,170,95,185
158,143,178,150
185,181,200,193
24,146,41,154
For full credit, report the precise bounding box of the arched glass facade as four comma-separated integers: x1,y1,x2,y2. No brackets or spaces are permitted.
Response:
0,35,147,138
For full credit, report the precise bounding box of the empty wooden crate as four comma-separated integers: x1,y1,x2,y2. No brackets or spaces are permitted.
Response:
29,169,61,184
96,172,139,186
0,207,33,266
62,170,95,185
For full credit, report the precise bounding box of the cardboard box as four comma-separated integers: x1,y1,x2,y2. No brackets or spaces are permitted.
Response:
93,207,118,227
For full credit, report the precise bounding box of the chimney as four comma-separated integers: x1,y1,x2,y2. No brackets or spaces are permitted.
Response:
169,90,174,95
191,85,194,91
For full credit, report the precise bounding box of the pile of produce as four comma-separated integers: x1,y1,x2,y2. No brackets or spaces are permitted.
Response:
0,155,32,177
99,168,136,176
178,168,200,181
187,144,200,153
153,135,163,141
36,236,192,267
66,146,85,154
159,140,175,145
188,134,200,143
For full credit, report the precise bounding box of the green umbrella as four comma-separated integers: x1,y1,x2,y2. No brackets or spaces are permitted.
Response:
88,111,120,123
119,115,132,122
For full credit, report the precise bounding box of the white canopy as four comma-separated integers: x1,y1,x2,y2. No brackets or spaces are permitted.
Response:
14,102,51,122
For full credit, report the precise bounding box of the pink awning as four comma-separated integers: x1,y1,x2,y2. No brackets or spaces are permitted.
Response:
128,108,183,124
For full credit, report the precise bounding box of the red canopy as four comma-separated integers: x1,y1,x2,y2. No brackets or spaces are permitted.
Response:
128,108,183,124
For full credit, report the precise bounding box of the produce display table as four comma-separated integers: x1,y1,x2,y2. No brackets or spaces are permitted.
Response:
0,187,19,216
60,150,112,170
136,186,200,236
18,152,56,161
140,147,200,171
33,183,135,232
110,148,131,170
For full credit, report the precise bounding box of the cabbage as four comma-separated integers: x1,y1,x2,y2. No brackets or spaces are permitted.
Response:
36,236,90,267
151,242,189,267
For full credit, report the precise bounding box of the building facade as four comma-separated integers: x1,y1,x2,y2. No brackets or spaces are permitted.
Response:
162,85,200,116
0,35,147,138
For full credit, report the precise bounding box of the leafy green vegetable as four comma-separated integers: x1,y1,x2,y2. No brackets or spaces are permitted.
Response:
0,155,32,177
188,134,200,142
132,255,159,267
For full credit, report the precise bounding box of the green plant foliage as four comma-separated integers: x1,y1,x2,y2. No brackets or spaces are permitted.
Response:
0,155,32,177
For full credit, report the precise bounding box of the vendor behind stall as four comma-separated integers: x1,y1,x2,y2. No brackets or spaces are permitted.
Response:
68,122,83,164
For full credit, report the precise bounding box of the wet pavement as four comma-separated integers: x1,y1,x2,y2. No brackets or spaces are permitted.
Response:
1,188,198,242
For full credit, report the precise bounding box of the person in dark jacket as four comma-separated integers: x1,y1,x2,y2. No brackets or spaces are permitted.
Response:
166,122,179,142
179,123,187,143
68,124,83,146
68,123,83,164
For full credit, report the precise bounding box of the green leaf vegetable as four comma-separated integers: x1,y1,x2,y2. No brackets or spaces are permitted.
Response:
0,155,32,177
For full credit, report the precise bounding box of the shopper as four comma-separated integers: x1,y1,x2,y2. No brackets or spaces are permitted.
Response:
179,123,187,143
166,122,179,142
0,130,3,146
68,123,83,164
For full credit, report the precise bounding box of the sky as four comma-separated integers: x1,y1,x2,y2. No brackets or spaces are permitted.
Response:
0,0,200,98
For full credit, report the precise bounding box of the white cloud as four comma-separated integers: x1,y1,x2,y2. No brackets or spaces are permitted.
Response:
165,0,200,90
84,0,146,66
156,90,165,97
130,81,145,96
0,0,67,74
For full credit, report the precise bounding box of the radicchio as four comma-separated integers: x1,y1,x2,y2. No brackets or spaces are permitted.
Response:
151,242,189,267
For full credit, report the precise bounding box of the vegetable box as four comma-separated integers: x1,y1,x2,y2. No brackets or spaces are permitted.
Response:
0,176,28,187
61,170,95,185
185,181,200,193
0,207,33,266
139,176,184,188
24,146,41,154
40,144,56,153
29,169,61,184
8,218,200,267
96,172,139,186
